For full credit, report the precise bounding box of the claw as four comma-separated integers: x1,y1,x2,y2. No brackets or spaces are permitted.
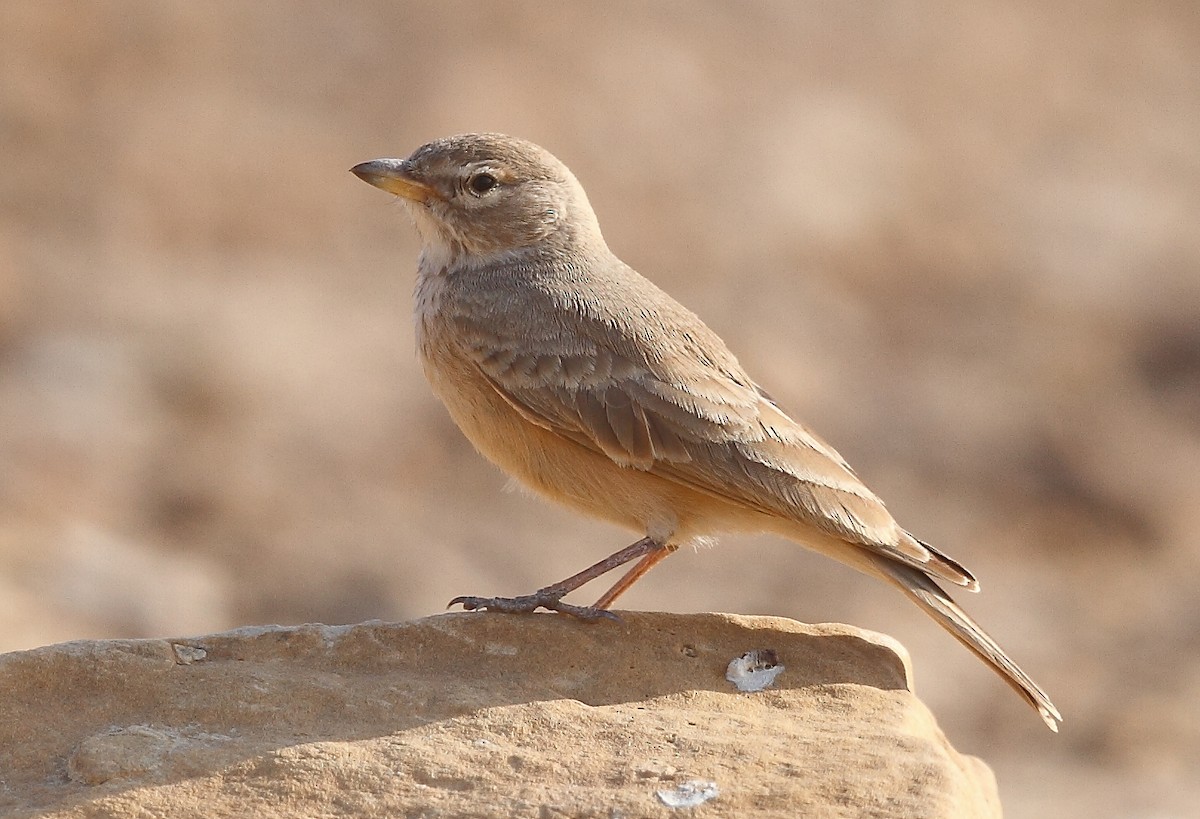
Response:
446,595,486,611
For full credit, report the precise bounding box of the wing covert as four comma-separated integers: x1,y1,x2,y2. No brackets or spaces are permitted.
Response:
451,304,899,547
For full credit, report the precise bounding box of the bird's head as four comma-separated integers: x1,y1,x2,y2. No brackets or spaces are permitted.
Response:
352,133,604,267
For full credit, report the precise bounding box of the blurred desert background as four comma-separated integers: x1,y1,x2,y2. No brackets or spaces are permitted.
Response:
1,2,1197,816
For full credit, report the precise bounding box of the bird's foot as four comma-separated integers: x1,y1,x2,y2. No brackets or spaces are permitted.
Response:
448,590,619,622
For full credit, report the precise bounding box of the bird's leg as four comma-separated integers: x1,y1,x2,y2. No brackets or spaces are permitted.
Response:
591,542,678,610
449,536,664,621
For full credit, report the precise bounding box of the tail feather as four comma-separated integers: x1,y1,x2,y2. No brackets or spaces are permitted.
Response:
870,554,1062,732
899,531,979,592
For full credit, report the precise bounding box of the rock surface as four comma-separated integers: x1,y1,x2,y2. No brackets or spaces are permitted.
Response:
0,612,998,818
0,612,998,816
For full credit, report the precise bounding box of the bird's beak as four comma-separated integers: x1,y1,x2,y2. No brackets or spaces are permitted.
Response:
350,158,438,202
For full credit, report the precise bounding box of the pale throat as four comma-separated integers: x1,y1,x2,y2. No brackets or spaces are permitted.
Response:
409,206,535,275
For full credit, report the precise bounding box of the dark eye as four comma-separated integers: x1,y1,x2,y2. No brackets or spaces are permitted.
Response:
467,172,498,195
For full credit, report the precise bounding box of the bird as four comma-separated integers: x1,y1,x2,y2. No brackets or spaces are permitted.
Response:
351,133,1061,731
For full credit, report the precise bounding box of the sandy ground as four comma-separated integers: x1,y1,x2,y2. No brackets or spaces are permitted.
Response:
2,3,1198,817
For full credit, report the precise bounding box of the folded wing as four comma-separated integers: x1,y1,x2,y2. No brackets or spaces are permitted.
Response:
446,277,974,590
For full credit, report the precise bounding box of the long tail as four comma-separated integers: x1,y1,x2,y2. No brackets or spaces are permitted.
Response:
869,554,1062,732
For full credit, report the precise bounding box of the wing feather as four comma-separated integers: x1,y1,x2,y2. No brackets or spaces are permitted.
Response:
439,267,979,588
455,300,898,548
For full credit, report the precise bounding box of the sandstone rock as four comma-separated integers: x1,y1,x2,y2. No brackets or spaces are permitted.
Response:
0,612,1000,818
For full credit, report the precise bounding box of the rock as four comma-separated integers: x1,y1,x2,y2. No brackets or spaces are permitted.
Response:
0,612,1000,818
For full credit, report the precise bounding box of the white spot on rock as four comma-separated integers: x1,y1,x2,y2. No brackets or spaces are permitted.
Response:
725,648,784,692
656,779,719,808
